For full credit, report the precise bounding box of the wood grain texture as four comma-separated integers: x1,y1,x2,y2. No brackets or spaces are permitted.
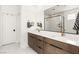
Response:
28,32,79,54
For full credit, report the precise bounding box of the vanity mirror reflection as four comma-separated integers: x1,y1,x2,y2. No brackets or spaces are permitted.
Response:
44,5,79,35
44,15,63,32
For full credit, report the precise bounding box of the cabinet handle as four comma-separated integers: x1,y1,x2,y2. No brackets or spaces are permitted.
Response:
38,46,42,49
38,39,42,41
49,44,62,50
30,36,35,39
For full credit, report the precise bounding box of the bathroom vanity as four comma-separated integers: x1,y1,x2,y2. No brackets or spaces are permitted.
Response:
28,31,79,54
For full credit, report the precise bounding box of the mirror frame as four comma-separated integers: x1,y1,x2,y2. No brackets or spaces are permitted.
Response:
44,6,79,35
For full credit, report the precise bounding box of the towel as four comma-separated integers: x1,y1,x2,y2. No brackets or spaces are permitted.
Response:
73,12,79,34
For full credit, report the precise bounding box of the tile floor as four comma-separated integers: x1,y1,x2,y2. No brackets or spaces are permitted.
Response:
0,43,37,54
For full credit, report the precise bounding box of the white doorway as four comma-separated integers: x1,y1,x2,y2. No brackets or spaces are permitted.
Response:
2,13,17,45
0,5,20,46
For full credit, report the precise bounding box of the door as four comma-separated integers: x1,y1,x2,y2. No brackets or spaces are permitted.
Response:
2,13,17,45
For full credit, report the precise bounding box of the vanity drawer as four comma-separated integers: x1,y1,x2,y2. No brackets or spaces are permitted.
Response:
36,46,43,54
28,33,44,40
44,43,56,54
28,34,38,49
28,33,35,37
64,44,79,54
44,37,79,53
48,40,79,54
44,37,65,49
35,35,44,41
29,36,37,43
44,43,69,54
28,33,37,40
37,39,44,49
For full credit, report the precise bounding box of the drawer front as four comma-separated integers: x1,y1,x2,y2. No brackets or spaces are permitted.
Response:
55,48,69,54
28,33,36,37
37,39,44,49
36,46,43,54
44,43,70,54
29,36,37,44
44,38,66,50
44,37,79,53
28,33,44,41
44,43,56,54
35,35,44,41
28,33,44,54
28,36,37,50
44,37,64,48
64,44,79,54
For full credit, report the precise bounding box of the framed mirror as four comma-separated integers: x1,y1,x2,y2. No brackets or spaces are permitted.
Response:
44,5,65,33
44,5,79,35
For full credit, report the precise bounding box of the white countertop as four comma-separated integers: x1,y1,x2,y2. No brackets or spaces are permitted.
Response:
28,30,79,47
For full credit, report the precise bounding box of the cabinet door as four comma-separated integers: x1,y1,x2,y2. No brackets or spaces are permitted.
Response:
44,43,56,54
37,38,44,48
28,33,44,54
28,36,37,50
35,46,43,54
28,34,33,48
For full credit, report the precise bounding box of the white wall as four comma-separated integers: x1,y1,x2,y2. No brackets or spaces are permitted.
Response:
0,6,2,46
20,6,44,48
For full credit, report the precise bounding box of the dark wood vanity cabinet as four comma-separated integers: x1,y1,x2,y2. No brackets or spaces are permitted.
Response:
28,33,79,54
28,33,44,54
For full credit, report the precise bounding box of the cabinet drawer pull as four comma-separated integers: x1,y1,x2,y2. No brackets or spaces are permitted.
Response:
50,44,63,50
30,36,42,41
30,36,34,38
38,46,42,49
38,39,42,41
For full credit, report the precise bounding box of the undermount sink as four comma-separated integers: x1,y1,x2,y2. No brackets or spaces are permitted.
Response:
39,31,61,37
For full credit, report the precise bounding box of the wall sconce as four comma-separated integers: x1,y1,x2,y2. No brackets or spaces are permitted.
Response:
27,21,34,28
37,22,42,28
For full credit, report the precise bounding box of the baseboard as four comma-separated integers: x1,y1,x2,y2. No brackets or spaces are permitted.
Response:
0,42,19,47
